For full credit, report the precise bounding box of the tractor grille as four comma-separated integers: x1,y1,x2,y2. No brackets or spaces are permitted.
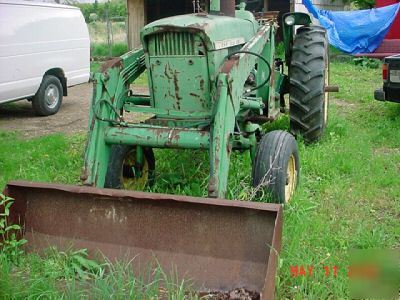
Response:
149,32,199,56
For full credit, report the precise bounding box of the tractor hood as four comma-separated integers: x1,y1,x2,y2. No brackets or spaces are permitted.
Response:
141,13,258,51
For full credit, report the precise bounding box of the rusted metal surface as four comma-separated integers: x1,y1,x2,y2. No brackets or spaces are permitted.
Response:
100,57,123,73
325,85,339,92
4,181,282,300
220,0,235,17
104,126,210,149
254,11,280,23
245,115,277,123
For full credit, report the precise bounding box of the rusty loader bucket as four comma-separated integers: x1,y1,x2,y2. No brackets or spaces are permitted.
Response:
4,181,283,299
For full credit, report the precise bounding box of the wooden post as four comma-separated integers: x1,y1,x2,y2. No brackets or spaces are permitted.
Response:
127,0,145,50
264,0,269,11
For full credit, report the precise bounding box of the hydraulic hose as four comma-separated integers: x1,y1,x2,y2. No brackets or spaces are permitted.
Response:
226,50,272,93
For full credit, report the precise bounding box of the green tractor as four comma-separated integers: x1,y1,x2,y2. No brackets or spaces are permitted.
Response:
81,0,331,203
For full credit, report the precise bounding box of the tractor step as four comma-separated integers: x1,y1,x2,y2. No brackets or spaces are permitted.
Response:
3,181,282,299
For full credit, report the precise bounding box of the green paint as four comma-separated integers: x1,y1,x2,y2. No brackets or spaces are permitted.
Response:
104,126,210,149
82,6,306,198
149,56,211,113
210,0,220,12
281,12,312,63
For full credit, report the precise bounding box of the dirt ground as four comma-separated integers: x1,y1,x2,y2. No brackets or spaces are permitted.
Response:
0,83,92,137
0,83,150,138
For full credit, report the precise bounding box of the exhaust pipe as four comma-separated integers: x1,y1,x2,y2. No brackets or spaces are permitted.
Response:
210,0,235,17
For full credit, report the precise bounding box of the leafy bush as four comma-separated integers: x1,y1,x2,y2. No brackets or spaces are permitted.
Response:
91,43,108,57
342,0,375,9
0,194,27,263
91,43,128,58
42,247,101,280
75,0,126,23
353,57,381,69
89,13,99,22
275,42,285,59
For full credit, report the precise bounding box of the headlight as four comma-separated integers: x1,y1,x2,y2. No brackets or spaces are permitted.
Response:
285,16,295,26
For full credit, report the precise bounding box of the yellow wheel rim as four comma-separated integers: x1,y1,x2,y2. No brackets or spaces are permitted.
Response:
285,154,297,202
121,149,149,190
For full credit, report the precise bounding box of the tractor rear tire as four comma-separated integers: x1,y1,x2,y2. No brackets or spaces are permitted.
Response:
289,25,329,143
105,145,155,190
252,130,300,204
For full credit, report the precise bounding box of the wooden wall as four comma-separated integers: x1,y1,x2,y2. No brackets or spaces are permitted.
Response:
127,0,145,49
126,0,344,49
126,0,199,50
291,0,346,13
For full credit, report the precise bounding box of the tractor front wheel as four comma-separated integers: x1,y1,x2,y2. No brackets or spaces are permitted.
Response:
104,145,155,190
289,25,329,143
252,130,300,203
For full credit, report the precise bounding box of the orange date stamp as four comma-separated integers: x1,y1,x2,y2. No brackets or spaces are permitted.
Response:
289,265,378,278
288,250,399,298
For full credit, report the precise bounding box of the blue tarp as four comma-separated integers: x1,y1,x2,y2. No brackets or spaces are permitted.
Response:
302,0,400,54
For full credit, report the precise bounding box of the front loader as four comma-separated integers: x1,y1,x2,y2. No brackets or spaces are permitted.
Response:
4,1,333,298
81,2,330,203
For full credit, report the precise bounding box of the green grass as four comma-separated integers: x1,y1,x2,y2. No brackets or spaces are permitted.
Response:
1,61,399,298
91,61,101,73
276,62,400,298
91,42,128,58
0,249,193,299
0,132,84,189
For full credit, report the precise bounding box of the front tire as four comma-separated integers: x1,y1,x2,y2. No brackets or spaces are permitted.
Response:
289,25,329,143
32,75,63,116
105,145,155,190
252,130,300,203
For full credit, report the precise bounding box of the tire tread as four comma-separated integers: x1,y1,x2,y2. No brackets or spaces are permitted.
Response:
289,25,329,143
252,130,300,203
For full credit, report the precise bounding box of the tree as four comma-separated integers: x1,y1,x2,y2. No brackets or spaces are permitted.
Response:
340,0,376,9
73,0,127,23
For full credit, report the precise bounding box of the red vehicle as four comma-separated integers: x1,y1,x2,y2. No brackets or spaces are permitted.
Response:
375,55,400,103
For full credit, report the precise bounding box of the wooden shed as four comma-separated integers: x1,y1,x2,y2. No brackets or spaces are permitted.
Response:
126,0,286,49
127,0,206,49
292,0,347,14
126,0,345,50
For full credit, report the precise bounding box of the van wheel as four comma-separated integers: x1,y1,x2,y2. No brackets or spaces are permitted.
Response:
32,75,63,116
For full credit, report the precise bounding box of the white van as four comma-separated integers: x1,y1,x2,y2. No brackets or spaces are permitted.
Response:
0,0,90,116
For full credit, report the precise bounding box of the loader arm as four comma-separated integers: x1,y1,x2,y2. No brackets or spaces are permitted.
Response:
209,23,275,197
81,48,146,187
80,1,312,202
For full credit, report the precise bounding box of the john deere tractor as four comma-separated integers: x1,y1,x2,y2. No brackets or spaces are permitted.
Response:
81,0,330,203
